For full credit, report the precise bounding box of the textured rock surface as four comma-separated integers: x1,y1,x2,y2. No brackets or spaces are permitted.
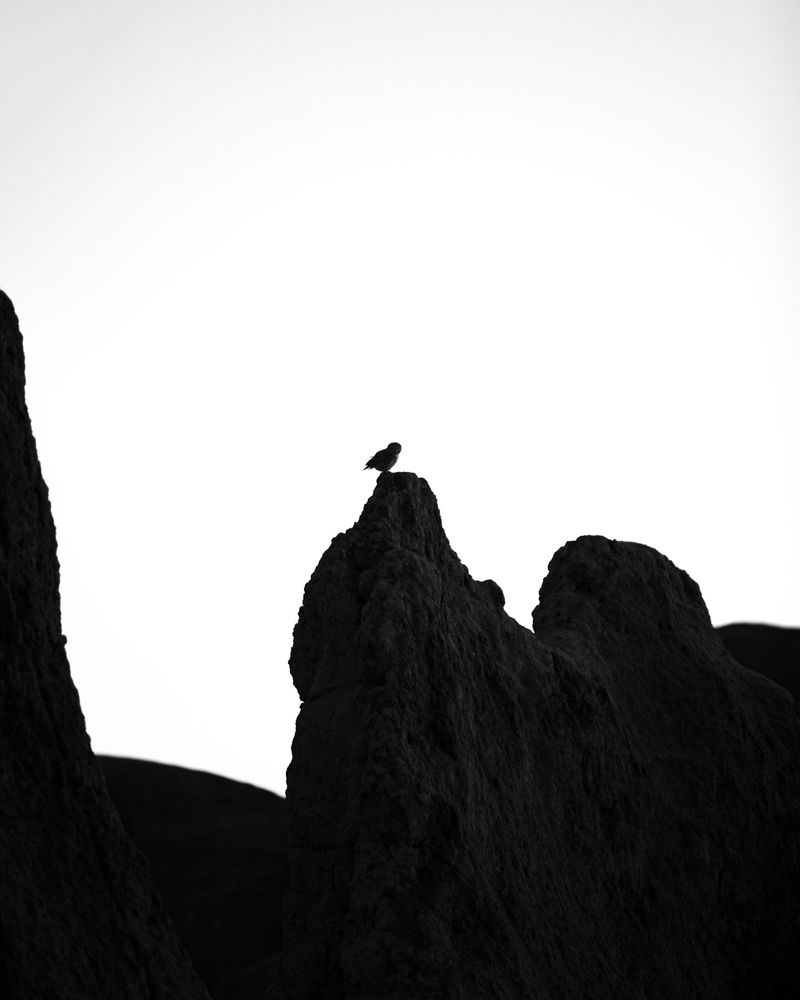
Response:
281,470,800,1000
0,292,208,999
718,623,800,700
99,757,288,998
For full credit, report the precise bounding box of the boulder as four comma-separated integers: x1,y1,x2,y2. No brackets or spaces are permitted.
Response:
0,291,208,999
281,470,800,1000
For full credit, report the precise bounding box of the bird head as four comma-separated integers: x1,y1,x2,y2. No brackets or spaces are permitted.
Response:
387,442,402,454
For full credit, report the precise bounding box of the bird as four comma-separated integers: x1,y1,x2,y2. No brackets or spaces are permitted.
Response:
363,442,402,472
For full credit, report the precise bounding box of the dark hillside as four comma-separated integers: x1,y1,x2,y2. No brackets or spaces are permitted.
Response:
99,756,288,996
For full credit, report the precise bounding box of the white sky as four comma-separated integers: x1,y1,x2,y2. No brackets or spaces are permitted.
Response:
1,0,798,794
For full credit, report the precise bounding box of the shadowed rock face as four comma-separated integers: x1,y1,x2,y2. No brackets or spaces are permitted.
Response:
717,623,800,700
0,292,208,999
282,471,800,1000
98,757,288,998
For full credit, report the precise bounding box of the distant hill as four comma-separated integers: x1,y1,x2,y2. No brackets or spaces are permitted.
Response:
99,756,288,998
717,623,800,699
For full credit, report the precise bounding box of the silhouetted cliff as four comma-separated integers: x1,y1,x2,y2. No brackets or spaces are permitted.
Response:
282,471,800,1000
0,292,208,999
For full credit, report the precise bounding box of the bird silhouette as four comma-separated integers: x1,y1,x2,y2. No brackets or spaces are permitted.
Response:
364,442,402,472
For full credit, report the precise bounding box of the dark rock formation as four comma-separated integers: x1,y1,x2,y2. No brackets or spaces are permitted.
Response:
99,756,288,998
0,291,208,998
718,623,800,700
281,471,800,1000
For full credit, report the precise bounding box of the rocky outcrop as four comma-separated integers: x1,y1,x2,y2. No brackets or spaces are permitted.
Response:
718,623,800,700
282,471,800,1000
0,292,208,998
99,757,288,998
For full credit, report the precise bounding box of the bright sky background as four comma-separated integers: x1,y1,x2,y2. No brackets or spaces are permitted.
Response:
2,0,798,794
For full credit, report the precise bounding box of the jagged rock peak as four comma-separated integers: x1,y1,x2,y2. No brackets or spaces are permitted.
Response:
0,292,209,999
332,470,453,570
282,470,800,1000
289,471,510,703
